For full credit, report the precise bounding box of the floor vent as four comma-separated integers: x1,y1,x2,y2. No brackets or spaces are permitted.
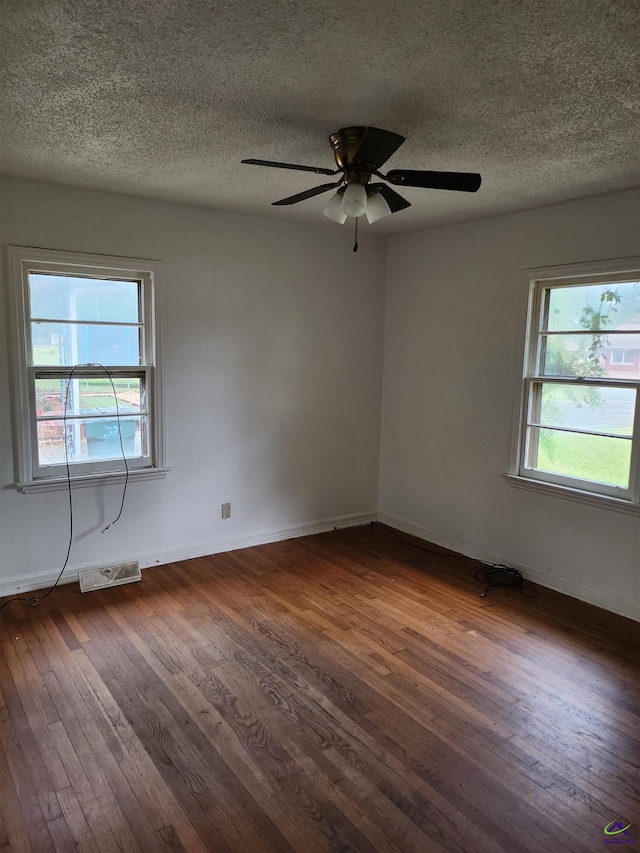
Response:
78,561,141,593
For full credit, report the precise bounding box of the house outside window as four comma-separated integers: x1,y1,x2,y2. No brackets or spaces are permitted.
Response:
606,335,640,372
510,258,640,510
7,247,167,492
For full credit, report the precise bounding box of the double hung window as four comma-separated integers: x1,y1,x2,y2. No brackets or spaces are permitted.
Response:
8,247,166,491
515,260,640,507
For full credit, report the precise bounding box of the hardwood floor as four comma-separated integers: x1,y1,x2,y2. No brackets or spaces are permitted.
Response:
1,523,638,852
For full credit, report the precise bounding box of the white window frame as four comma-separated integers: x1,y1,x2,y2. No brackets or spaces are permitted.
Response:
7,246,168,493
506,257,640,514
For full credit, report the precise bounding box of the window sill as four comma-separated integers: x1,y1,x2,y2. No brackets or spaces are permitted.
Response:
503,474,640,515
16,466,170,494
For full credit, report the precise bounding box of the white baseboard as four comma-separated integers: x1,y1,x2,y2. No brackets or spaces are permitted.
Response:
0,511,377,599
7,507,636,625
377,512,640,624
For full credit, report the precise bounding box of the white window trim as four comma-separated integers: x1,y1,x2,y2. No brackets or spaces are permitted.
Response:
506,255,640,514
7,246,168,493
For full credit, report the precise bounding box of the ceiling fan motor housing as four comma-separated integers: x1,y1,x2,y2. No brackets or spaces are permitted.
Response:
329,127,371,169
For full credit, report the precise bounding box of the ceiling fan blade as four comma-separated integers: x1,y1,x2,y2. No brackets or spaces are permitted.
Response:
353,128,406,168
272,181,343,206
242,158,337,176
385,170,481,192
372,184,411,213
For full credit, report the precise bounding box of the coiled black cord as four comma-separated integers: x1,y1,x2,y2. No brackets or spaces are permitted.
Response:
473,565,539,598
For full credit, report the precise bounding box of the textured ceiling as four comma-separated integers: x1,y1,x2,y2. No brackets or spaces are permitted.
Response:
1,0,638,235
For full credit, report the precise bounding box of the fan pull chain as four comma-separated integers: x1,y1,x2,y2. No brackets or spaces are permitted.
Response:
353,216,359,253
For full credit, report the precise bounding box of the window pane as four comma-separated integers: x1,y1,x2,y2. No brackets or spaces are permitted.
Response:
527,427,631,488
540,332,640,378
36,416,146,466
545,281,640,332
31,322,141,365
29,274,140,323
536,383,635,436
35,377,144,419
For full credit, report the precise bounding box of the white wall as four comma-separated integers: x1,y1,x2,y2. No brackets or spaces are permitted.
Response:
3,177,639,622
380,189,640,622
0,177,387,594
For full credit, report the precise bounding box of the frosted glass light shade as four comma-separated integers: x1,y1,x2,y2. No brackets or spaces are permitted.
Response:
341,182,367,218
365,191,392,224
323,192,347,223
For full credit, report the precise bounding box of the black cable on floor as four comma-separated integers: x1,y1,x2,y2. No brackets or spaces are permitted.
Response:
473,565,539,598
371,521,539,599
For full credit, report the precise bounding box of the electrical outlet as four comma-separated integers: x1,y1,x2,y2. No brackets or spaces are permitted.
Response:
221,502,231,519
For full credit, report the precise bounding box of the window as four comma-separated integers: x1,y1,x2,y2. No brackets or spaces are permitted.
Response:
7,247,167,492
610,349,635,366
512,259,640,509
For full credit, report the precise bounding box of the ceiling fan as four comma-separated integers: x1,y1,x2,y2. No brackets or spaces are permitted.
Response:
242,126,481,226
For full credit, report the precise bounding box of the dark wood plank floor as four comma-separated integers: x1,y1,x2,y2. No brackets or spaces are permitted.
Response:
1,523,639,852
